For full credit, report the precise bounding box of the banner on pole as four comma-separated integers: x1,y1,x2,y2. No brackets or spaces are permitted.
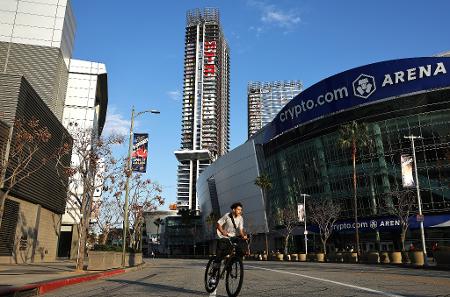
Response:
401,154,414,188
297,203,305,222
132,133,148,173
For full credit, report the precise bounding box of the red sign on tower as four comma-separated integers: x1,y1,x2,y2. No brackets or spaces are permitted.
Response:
204,41,216,77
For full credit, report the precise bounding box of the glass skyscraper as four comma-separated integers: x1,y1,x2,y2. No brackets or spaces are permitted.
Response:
248,81,302,139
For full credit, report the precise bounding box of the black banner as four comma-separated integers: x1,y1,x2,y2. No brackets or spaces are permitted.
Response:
132,133,148,172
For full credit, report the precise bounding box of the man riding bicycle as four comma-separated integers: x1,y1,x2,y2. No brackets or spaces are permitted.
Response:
215,202,248,264
205,202,248,296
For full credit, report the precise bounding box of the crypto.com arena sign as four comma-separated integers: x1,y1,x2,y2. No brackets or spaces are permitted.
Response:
264,57,450,142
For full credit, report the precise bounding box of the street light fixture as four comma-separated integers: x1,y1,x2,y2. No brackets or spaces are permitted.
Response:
122,106,160,267
403,135,428,265
301,193,310,256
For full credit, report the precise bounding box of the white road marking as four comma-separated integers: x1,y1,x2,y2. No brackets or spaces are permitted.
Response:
246,265,406,297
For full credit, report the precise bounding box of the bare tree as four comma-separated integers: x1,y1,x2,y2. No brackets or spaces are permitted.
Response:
308,197,341,255
95,196,122,245
115,173,164,251
56,128,124,270
382,190,416,251
0,118,68,229
272,204,298,256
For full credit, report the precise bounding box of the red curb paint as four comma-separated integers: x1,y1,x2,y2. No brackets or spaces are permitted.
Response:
0,268,127,296
38,269,126,294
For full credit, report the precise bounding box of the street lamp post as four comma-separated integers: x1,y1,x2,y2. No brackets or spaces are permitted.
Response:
404,135,428,265
122,106,160,267
301,193,310,256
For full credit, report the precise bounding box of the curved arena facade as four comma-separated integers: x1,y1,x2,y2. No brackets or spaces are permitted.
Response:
198,57,450,253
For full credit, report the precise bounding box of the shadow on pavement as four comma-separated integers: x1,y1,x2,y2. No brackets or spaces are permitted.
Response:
105,278,225,296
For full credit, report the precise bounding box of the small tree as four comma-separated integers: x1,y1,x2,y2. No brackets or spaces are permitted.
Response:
383,190,416,251
273,204,298,256
116,173,164,251
338,121,371,255
56,128,124,270
205,212,218,234
95,196,122,245
255,173,272,254
0,118,67,229
308,197,341,255
153,217,163,243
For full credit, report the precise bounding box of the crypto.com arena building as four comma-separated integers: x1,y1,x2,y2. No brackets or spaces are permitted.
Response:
197,57,450,253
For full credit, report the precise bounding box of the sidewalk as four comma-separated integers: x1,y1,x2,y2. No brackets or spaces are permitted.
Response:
0,260,146,296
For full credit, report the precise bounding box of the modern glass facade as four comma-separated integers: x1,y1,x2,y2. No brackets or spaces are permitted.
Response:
262,88,450,251
247,81,302,139
265,108,450,218
198,57,450,254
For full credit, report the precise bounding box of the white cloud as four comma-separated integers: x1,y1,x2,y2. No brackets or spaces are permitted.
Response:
248,0,301,32
261,8,301,28
102,106,130,136
167,90,181,101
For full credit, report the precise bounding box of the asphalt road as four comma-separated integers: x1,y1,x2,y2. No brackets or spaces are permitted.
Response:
43,258,450,297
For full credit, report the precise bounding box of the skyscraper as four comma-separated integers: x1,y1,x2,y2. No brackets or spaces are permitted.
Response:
248,81,302,138
175,8,230,210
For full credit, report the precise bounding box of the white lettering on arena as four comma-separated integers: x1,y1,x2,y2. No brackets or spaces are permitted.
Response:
383,62,447,87
279,87,349,122
279,62,447,124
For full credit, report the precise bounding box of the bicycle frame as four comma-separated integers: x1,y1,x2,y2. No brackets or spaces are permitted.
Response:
217,237,248,279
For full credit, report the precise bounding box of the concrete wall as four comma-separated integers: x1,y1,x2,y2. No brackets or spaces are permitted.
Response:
61,59,108,226
197,139,268,234
0,195,61,264
0,0,76,66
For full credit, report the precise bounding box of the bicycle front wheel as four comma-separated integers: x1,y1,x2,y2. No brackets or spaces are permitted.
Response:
205,257,220,293
225,257,243,297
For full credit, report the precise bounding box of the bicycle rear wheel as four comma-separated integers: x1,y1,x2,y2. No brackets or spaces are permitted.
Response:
205,257,220,293
225,257,243,297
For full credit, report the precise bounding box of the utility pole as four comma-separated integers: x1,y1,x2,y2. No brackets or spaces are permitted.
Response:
301,194,310,256
404,135,428,265
122,106,160,267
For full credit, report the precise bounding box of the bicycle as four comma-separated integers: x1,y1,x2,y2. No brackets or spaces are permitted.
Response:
204,237,248,297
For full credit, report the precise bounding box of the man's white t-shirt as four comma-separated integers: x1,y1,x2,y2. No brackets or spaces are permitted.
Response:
217,212,244,238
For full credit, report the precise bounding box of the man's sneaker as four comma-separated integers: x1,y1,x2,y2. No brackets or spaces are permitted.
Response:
209,275,217,287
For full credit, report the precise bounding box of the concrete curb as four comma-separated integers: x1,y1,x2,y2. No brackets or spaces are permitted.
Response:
0,262,147,296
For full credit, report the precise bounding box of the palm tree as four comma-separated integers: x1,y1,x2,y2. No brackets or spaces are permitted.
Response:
255,173,272,255
153,218,163,243
338,121,371,256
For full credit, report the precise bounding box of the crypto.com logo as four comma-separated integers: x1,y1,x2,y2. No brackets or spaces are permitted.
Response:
353,74,376,99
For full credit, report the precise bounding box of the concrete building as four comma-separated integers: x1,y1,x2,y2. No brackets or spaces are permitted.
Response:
0,74,72,263
143,210,177,255
0,0,76,120
58,59,108,259
248,81,302,138
198,56,450,255
0,0,76,263
175,8,230,211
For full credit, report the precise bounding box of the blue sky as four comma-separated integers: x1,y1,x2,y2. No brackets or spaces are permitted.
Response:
71,0,450,208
